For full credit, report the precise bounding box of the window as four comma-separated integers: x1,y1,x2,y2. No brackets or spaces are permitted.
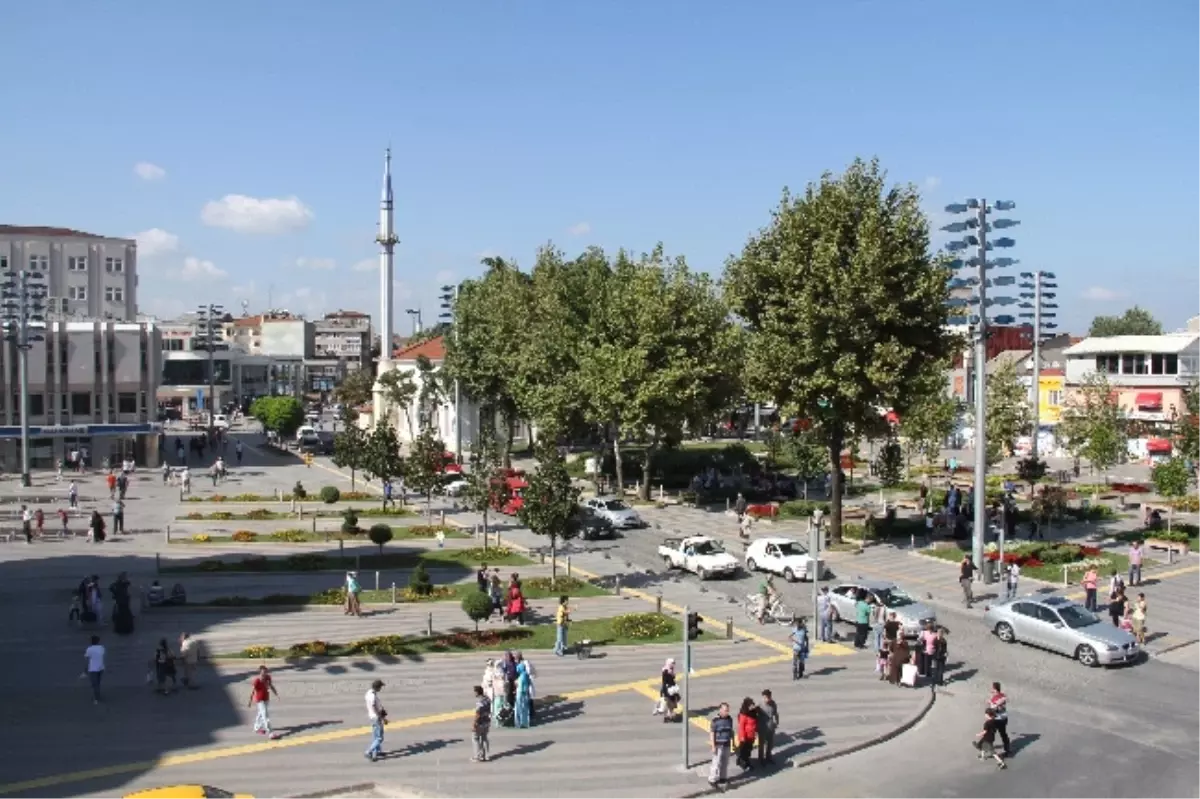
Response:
105,257,124,274
1033,605,1060,625
105,286,124,303
1122,354,1147,375
0,256,7,270
1151,353,1179,375
70,393,92,415
28,254,48,271
1095,354,1119,373
68,256,88,272
68,286,87,301
29,394,45,416
1048,390,1064,406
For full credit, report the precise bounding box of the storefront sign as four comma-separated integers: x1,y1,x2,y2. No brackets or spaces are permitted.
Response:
0,423,161,439
39,425,89,435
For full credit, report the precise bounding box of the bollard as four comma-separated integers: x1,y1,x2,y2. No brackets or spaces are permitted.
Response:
165,525,170,544
656,594,663,614
276,488,282,501
391,583,397,604
426,612,434,637
726,617,733,639
566,556,572,577
375,570,380,591
1169,547,1176,564
1062,565,1068,587
440,509,446,527
615,575,622,596
179,487,184,502
497,532,502,549
659,484,664,501
339,538,345,563
155,553,161,575
726,497,731,512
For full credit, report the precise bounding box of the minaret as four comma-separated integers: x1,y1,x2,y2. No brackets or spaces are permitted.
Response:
373,148,398,426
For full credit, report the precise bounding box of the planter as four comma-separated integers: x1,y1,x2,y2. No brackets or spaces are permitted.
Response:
1146,538,1190,555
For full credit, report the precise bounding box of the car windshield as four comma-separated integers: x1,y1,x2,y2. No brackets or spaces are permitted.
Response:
775,542,808,557
692,541,724,556
1057,604,1100,629
604,500,631,511
877,589,915,608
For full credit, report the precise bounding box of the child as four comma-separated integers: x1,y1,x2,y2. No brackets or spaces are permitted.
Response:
876,648,889,680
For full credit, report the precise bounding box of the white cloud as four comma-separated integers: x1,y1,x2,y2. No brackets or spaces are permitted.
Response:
295,257,336,270
352,258,378,272
924,176,941,191
434,269,456,285
179,256,228,281
567,222,591,237
134,162,166,181
132,228,180,258
200,194,314,234
1082,286,1125,301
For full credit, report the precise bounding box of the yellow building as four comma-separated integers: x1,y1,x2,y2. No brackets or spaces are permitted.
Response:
1038,372,1065,424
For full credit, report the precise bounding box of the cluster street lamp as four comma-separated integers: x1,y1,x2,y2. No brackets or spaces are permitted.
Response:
438,284,462,461
942,199,1019,573
1019,271,1058,460
405,308,423,337
1,269,47,487
195,303,225,439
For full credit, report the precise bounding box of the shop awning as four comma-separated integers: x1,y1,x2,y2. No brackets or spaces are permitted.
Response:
1146,438,1172,453
1136,392,1163,409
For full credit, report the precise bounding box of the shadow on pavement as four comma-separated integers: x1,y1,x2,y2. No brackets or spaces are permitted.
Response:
488,740,555,760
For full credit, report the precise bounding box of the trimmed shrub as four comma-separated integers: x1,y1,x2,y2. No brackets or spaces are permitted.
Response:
245,508,274,520
779,500,831,519
341,507,360,535
231,530,257,542
292,482,307,500
242,645,277,659
408,561,433,596
269,529,309,542
368,524,394,555
611,612,675,640
287,640,330,657
320,486,341,504
191,533,211,543
461,590,494,630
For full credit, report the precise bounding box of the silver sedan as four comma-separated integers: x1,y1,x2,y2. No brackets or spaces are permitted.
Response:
982,595,1141,667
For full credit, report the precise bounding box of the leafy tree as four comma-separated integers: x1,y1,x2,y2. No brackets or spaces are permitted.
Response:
1088,306,1163,337
333,368,376,410
360,419,406,509
1016,455,1048,485
901,375,961,466
874,431,904,487
377,369,418,437
1151,457,1190,532
516,441,581,587
407,427,447,522
367,523,394,556
461,590,494,632
724,158,954,540
414,354,446,433
1174,383,1199,472
331,407,367,490
984,360,1030,467
250,396,305,439
786,422,827,500
1059,372,1126,486
463,425,508,547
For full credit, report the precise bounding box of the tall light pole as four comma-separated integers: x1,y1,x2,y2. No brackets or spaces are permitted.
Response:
1,269,47,487
439,284,462,461
196,303,224,440
405,308,422,337
1019,271,1058,459
943,199,1019,572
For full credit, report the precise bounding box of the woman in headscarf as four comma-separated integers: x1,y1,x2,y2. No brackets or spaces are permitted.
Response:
656,658,678,722
481,659,496,703
516,652,537,722
887,633,911,686
506,574,526,625
514,657,533,728
501,650,518,721
489,658,507,721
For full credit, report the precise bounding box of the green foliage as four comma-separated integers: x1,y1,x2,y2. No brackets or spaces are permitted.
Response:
377,369,419,433
1175,384,1199,462
331,408,368,489
408,561,433,596
407,427,447,519
464,425,508,534
360,419,406,493
320,486,341,504
367,523,394,555
1032,486,1069,523
414,354,446,432
901,377,961,465
340,507,360,534
517,440,582,583
292,481,307,500
1016,455,1048,484
874,432,905,487
461,590,494,631
1088,306,1163,337
984,360,1031,467
785,426,827,498
610,612,675,640
1059,372,1125,477
333,368,376,410
1152,457,1191,501
778,499,831,518
723,158,954,540
249,396,305,438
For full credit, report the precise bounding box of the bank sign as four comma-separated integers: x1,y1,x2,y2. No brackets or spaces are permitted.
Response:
0,423,163,439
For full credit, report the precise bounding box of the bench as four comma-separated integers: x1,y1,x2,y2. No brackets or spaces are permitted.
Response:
1146,538,1191,556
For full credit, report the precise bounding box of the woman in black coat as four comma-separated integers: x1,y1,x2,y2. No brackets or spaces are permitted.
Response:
658,658,678,722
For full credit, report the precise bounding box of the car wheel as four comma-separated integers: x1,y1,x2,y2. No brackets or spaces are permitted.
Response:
746,558,758,572
663,556,674,570
697,568,708,581
783,567,796,583
1076,644,1099,667
995,622,1016,643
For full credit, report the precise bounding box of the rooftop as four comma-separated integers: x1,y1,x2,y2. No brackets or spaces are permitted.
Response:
394,335,446,361
1063,333,1200,357
0,224,119,240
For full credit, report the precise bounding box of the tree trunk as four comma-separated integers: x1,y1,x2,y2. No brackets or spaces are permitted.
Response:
426,493,433,523
350,468,357,491
639,439,658,502
612,424,625,498
550,536,557,588
501,407,516,468
482,506,490,552
829,425,845,542
803,479,809,501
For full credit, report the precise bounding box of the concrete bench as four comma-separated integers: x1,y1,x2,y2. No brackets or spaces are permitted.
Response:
1146,538,1190,556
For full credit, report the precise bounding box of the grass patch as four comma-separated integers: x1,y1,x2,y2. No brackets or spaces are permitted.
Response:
164,546,533,574
177,507,415,522
218,613,708,659
173,525,470,545
921,542,1131,584
198,576,608,608
1110,524,1198,552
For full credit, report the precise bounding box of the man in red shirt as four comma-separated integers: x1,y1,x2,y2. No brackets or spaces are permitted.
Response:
248,665,280,739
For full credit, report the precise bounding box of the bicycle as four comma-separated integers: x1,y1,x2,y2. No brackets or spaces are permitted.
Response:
742,594,794,626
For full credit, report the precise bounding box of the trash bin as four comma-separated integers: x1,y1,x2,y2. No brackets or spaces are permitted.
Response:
983,558,998,584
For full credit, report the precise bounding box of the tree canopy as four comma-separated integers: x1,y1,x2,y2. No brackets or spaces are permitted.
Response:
984,360,1031,466
333,368,376,410
360,419,406,495
723,157,954,539
249,396,305,438
516,441,581,586
331,407,368,490
407,427,447,521
1088,306,1163,337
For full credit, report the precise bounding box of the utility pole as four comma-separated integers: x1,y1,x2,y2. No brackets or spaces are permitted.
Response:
971,200,989,575
1,269,46,487
1019,270,1058,461
681,605,691,771
439,283,462,460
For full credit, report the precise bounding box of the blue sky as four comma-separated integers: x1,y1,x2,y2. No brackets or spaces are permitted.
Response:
3,0,1196,336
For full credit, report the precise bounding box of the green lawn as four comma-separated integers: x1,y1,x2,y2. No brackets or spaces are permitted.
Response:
197,576,609,607
921,543,1131,584
163,545,532,574
217,613,709,660
172,525,470,545
177,507,415,521
1110,525,1199,553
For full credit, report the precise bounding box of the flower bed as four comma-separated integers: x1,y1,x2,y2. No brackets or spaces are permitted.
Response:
927,541,1126,584
187,491,378,503
745,503,779,519
166,546,532,574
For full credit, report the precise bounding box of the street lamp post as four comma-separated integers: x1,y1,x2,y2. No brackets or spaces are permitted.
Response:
439,284,462,461
943,199,1019,573
1019,271,1058,460
1,269,47,487
196,303,224,440
405,308,422,337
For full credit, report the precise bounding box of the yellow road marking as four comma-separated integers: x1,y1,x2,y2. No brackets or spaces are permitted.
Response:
0,653,790,795
629,684,711,734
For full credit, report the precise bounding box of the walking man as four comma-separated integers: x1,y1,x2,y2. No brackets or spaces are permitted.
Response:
1127,540,1143,587
179,633,199,688
757,690,778,765
365,679,386,762
20,505,32,544
708,702,734,789
1005,561,1020,600
789,618,809,680
83,634,105,704
988,682,1012,757
959,555,978,608
248,665,280,739
111,499,125,536
816,587,834,643
1082,567,1099,612
68,480,79,509
235,439,244,466
471,684,490,762
554,595,570,657
853,591,871,648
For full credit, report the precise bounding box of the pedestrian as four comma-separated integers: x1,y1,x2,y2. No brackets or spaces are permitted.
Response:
756,690,778,765
488,570,504,620
656,658,679,721
68,480,78,509
514,657,533,728
179,633,199,688
870,596,887,652
883,611,901,647
106,471,117,499
853,590,871,649
117,471,128,500
816,587,834,643
20,504,32,544
1131,592,1148,645
345,571,362,617
1108,570,1125,603
489,659,507,722
959,555,978,608
235,440,243,466
88,510,106,544
506,574,526,626
1082,567,1099,612
1005,560,1020,600
930,627,949,687
974,708,1008,769
383,479,394,509
734,492,748,520
56,458,64,482
476,562,489,594
708,703,734,789
83,634,105,704
58,507,70,538
162,461,171,485
924,510,935,544
554,595,570,657
112,498,125,536
1108,586,1127,628
153,638,177,695
1127,540,1143,587
365,679,386,761
181,467,191,495
988,682,1012,757
917,621,938,677
887,634,911,687
734,697,758,770
248,665,280,739
789,617,809,680
471,684,490,762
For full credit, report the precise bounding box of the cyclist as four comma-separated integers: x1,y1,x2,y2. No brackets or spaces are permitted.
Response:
756,575,780,624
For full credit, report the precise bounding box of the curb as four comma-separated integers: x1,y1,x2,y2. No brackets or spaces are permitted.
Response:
289,783,380,799
1151,638,1199,657
790,683,936,770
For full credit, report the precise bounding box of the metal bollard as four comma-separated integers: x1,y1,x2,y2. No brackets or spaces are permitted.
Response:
391,583,397,604
440,509,446,527
726,497,731,511
164,525,170,544
615,575,622,596
566,556,572,577
375,570,380,591
656,594,663,614
1062,565,1069,587
1169,548,1176,564
726,617,733,639
312,516,317,534
497,533,502,548
426,612,434,637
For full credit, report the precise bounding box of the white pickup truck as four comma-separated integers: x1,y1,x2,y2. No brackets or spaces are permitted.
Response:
658,536,740,580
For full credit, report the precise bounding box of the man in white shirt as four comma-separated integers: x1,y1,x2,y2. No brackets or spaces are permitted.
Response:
816,587,834,643
365,679,387,762
1006,562,1021,600
84,635,105,704
21,505,32,544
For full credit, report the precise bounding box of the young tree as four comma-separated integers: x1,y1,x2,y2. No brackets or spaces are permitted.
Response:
516,441,581,587
463,425,508,548
874,431,905,487
724,159,954,540
331,407,367,490
984,360,1031,467
368,523,394,556
377,369,418,438
901,381,961,466
1016,455,1048,486
250,396,305,439
414,354,446,433
786,422,827,500
333,368,376,410
1059,372,1126,486
1151,457,1190,533
1088,306,1163,337
407,427,447,522
360,419,406,509
1173,384,1199,477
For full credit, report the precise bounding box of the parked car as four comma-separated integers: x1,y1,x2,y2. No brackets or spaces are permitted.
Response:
983,595,1140,667
583,496,646,529
744,537,826,582
828,579,937,637
576,505,617,540
443,478,469,497
659,536,740,580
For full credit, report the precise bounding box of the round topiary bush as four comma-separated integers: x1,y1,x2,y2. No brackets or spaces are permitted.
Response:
611,612,675,640
368,523,394,555
320,486,341,504
231,530,257,542
461,590,494,630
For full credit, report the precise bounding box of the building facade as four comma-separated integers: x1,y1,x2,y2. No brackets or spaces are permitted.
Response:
0,225,139,321
1063,333,1200,423
309,310,372,393
0,321,162,468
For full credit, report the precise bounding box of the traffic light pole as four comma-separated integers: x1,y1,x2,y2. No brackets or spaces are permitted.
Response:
682,604,690,771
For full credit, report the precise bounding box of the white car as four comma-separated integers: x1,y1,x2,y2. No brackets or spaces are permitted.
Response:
659,536,741,580
211,414,230,430
443,478,469,497
744,537,826,582
583,496,646,529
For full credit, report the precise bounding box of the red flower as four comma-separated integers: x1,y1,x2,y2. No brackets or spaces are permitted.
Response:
1079,546,1102,557
1024,558,1044,567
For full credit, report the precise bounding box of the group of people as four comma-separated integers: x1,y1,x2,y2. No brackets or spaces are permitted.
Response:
1081,561,1149,645
475,565,528,625
481,651,537,733
706,691,781,788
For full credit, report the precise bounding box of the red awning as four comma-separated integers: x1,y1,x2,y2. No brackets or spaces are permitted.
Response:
1146,438,1172,453
1136,392,1163,409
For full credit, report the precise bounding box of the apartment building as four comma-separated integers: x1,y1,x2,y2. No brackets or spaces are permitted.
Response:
1063,332,1200,422
309,310,372,392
